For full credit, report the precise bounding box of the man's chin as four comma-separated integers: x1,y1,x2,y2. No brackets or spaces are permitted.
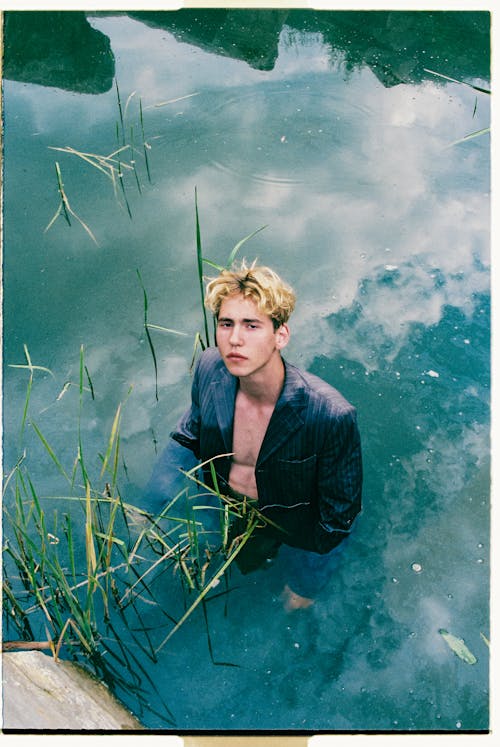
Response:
224,358,250,374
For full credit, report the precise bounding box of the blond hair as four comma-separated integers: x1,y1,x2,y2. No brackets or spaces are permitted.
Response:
204,260,296,328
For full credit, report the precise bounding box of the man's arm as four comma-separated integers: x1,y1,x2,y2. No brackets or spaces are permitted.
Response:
313,407,363,553
143,360,203,513
170,359,202,457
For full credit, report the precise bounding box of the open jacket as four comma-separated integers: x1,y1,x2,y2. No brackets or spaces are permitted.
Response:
171,347,362,554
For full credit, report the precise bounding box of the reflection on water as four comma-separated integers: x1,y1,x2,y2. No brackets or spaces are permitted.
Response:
2,10,489,91
2,9,490,732
2,11,114,93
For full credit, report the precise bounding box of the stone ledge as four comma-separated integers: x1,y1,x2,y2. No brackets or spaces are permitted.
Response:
2,650,143,731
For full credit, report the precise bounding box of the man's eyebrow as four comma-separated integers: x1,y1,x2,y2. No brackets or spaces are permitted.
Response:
218,316,263,323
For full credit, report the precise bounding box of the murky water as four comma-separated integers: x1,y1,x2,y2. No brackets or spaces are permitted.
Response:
2,10,490,732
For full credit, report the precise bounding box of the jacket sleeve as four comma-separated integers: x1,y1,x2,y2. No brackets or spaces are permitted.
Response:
313,407,362,553
170,359,202,458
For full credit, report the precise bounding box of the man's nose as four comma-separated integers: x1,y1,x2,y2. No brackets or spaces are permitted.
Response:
229,325,242,345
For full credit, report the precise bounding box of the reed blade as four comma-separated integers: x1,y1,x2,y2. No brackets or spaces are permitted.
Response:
195,188,211,347
137,270,159,401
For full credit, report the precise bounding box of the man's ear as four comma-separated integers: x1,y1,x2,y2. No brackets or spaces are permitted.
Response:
275,323,290,350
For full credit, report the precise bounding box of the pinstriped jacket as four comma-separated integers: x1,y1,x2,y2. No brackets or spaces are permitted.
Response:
171,347,362,554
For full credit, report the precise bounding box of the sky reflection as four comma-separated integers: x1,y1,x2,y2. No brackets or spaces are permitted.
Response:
2,11,490,731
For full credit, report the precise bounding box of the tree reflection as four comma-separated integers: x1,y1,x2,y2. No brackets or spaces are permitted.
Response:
2,9,490,92
4,8,490,93
129,9,489,84
2,11,114,94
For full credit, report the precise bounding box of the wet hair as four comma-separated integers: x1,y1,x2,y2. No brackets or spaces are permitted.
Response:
204,260,296,329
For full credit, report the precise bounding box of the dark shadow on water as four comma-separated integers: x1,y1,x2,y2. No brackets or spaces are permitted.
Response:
129,8,491,85
2,11,115,94
2,9,490,93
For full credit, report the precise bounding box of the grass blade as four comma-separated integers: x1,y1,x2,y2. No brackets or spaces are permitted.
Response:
224,224,268,269
30,421,70,482
447,127,490,147
139,98,152,183
137,270,159,401
424,68,491,95
195,188,211,347
100,404,122,479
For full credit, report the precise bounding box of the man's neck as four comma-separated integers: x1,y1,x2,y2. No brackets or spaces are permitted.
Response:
238,354,285,405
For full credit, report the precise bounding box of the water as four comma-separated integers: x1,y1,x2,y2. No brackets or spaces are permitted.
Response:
2,9,490,732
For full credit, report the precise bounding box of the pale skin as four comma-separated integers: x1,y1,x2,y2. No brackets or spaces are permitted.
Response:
216,293,314,610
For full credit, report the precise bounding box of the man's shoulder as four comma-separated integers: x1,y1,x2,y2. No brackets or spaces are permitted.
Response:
285,360,355,416
196,346,225,377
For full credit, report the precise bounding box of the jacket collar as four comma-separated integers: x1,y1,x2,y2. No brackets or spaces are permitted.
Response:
210,354,307,464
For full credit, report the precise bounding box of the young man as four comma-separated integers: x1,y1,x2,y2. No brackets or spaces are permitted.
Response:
167,261,362,610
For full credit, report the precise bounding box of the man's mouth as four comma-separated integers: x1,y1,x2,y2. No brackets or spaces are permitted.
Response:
227,352,247,361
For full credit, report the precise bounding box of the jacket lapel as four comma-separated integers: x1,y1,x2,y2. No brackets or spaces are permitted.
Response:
257,360,307,466
211,364,238,453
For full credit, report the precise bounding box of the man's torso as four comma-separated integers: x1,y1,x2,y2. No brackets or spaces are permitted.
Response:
228,389,274,499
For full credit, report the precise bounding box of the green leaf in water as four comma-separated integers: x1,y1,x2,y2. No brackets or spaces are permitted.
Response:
439,628,477,664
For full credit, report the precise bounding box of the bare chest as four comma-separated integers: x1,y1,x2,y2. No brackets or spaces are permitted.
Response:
231,392,274,467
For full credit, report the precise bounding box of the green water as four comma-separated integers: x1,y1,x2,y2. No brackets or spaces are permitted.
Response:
2,9,490,732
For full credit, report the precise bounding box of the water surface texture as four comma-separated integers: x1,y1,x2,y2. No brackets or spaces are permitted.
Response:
2,10,490,732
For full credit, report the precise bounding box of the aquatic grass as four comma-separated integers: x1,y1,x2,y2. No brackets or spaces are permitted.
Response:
195,187,211,348
137,269,159,402
45,80,160,241
144,92,201,110
115,78,126,146
139,98,152,184
202,223,268,274
194,188,267,352
3,349,190,669
447,127,490,148
45,162,98,245
146,323,189,337
3,485,96,652
76,345,91,486
8,344,54,439
424,68,491,95
129,125,142,194
117,156,133,218
30,420,71,483
155,508,260,653
99,403,123,482
151,454,287,653
48,145,131,184
2,467,186,666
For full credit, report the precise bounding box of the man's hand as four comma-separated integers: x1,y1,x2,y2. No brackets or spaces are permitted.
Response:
281,584,314,611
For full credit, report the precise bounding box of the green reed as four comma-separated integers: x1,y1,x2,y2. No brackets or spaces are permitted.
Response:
194,188,267,351
195,187,211,349
137,269,159,402
45,79,156,242
45,162,98,245
3,347,172,658
139,98,152,184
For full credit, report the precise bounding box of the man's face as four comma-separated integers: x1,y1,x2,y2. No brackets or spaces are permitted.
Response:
216,293,289,380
